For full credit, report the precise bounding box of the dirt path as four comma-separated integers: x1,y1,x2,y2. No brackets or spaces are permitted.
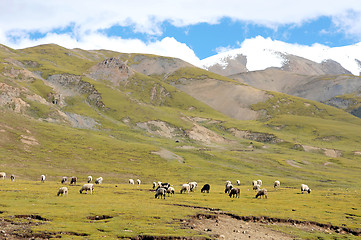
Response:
187,214,293,239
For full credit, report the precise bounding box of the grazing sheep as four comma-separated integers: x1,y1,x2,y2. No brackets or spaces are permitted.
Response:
301,184,311,194
188,181,197,191
10,174,15,181
166,187,175,196
180,184,190,194
253,184,261,191
40,174,46,183
257,179,262,186
226,180,232,185
87,176,92,183
274,180,280,188
252,180,257,187
129,179,134,184
136,179,141,185
157,181,162,187
95,177,103,184
155,187,166,199
236,180,240,186
152,182,157,189
80,184,94,194
160,182,170,189
225,183,233,194
70,176,77,185
229,188,240,198
57,187,68,196
256,188,268,199
201,184,210,193
0,172,6,180
61,177,67,184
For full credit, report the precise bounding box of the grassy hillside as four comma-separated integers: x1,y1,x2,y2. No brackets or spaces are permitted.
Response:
0,44,361,239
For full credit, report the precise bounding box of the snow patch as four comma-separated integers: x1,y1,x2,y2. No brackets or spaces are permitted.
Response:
201,36,361,75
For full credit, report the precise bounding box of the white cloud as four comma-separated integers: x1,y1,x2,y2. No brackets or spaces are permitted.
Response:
3,31,202,66
2,0,361,69
2,0,361,36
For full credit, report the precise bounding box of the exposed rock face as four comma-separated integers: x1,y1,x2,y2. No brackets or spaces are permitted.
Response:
136,121,185,139
89,57,134,86
281,55,351,76
206,54,248,76
129,55,191,76
47,74,105,109
0,82,29,113
173,78,268,121
323,97,355,110
229,128,283,143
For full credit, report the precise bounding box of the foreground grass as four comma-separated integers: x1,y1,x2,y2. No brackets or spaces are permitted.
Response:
0,180,360,239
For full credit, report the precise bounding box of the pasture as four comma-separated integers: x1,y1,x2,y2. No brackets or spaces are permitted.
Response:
0,178,360,239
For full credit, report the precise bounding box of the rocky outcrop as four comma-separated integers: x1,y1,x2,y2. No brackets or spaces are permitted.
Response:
88,57,134,86
229,128,283,144
129,55,191,76
47,74,105,109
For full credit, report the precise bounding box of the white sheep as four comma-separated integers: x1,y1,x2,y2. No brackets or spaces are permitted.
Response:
252,180,257,187
87,176,92,183
136,179,141,185
301,184,311,194
188,181,197,191
57,187,68,196
225,183,233,194
166,187,175,196
129,179,135,184
40,174,46,183
95,177,103,184
274,180,280,188
257,179,262,186
236,180,240,186
61,176,67,184
10,174,15,181
226,180,232,185
152,182,157,189
0,172,6,180
180,184,190,194
155,187,166,199
80,183,94,194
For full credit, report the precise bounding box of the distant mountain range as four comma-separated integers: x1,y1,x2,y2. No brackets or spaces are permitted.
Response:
200,36,361,76
200,37,361,117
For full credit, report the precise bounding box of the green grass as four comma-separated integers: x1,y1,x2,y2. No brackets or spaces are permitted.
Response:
0,181,359,239
1,44,361,239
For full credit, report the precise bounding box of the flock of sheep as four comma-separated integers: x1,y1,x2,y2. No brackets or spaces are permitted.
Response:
0,172,312,198
137,178,312,199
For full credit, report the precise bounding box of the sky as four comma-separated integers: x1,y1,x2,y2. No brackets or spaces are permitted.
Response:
1,0,361,69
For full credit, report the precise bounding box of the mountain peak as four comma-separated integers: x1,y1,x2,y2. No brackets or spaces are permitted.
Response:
200,36,361,76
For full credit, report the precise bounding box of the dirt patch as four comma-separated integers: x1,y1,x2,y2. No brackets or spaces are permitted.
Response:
286,160,302,168
13,215,49,221
186,214,293,239
171,204,361,238
151,148,184,163
302,145,342,158
129,236,206,240
87,215,113,220
0,217,89,239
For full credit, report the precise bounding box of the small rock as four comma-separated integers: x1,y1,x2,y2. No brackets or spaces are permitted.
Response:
220,235,225,239
0,230,5,234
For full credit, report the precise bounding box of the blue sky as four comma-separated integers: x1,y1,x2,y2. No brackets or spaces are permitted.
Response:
1,0,361,67
102,16,355,59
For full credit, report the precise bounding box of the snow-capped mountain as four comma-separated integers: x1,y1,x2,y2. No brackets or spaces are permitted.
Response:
200,36,361,76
